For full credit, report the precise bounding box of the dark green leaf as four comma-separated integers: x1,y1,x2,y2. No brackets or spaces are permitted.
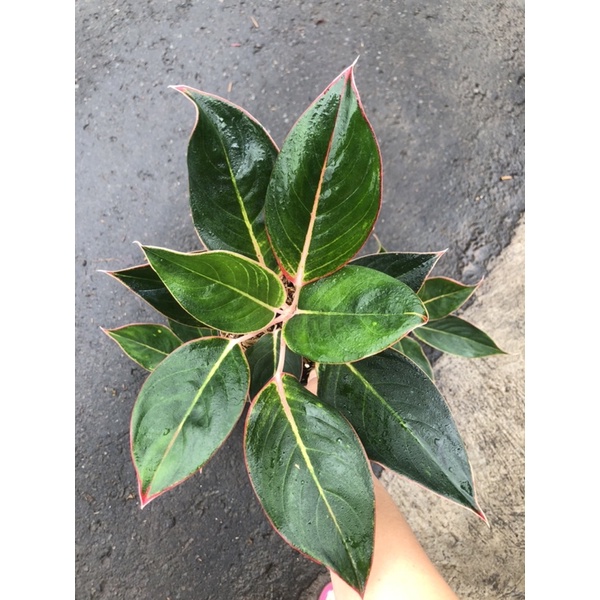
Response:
351,251,443,292
103,324,182,371
392,336,434,380
284,265,427,363
318,351,483,516
105,264,204,327
132,337,248,506
174,86,279,270
413,315,507,357
141,247,286,334
265,64,381,284
245,331,303,399
418,277,478,320
245,375,374,594
168,319,219,343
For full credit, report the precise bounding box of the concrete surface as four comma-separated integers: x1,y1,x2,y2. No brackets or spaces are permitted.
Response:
76,1,524,598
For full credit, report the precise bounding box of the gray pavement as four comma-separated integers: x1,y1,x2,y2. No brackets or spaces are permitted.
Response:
76,1,524,598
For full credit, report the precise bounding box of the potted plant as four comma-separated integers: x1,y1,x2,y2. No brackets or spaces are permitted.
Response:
102,61,504,596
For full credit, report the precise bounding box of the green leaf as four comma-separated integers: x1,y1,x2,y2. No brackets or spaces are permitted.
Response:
392,336,434,380
105,264,204,327
351,251,443,292
318,351,484,517
141,247,286,334
245,331,303,399
132,337,248,506
174,86,279,270
245,375,374,594
103,324,182,371
265,63,381,284
418,277,478,320
413,315,507,357
283,265,427,363
168,319,219,343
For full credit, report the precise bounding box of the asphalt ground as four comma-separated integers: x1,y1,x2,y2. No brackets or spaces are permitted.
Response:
75,1,524,598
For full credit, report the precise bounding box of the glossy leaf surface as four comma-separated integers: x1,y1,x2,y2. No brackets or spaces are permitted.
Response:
168,319,219,343
265,64,381,284
318,351,483,516
245,375,374,593
175,86,278,269
418,277,478,320
103,324,182,371
142,247,286,334
284,265,427,363
393,336,434,380
245,332,303,399
352,252,443,292
413,315,506,358
132,338,248,506
106,264,204,327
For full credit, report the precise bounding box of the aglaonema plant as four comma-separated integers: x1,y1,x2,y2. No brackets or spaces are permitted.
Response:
102,62,505,596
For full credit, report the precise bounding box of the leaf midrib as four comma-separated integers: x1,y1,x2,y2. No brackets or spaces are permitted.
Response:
422,290,465,305
117,336,170,357
418,321,492,349
218,135,267,267
345,363,472,503
146,340,237,495
147,249,282,312
275,376,362,583
297,309,424,318
294,89,344,286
